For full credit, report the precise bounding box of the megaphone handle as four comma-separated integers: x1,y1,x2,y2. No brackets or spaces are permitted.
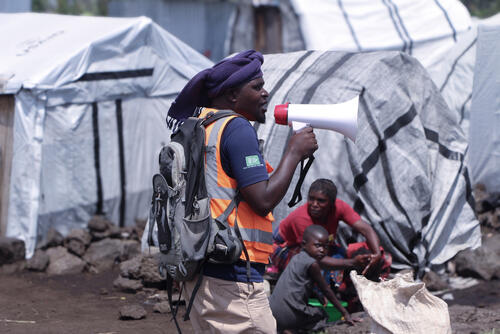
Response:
287,155,315,207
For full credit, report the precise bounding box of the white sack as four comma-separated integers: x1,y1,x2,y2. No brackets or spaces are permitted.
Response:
350,271,451,334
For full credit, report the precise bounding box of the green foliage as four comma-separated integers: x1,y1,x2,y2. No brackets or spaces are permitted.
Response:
461,0,500,18
31,0,45,12
31,0,108,16
479,329,497,334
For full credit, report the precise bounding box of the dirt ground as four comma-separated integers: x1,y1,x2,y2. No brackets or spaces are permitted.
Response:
0,269,499,334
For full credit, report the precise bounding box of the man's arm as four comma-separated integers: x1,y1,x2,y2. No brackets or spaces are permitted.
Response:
351,219,382,275
240,127,318,216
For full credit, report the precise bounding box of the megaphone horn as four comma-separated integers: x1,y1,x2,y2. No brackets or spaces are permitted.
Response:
274,95,359,142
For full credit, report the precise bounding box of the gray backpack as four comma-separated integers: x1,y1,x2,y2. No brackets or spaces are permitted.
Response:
147,110,249,331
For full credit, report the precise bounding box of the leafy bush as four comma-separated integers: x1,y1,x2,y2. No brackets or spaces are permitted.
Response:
461,0,500,18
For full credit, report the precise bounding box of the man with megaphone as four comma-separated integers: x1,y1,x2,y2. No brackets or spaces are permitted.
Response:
166,49,318,333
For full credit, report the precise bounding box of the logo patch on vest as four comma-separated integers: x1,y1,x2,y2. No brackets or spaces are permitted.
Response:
244,155,263,169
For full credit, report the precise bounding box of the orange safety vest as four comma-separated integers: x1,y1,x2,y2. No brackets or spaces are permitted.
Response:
200,108,274,264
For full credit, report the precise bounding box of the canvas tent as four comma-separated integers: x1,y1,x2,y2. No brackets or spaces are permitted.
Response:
0,12,212,258
289,0,472,70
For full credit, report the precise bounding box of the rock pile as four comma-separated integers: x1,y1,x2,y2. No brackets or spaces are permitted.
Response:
0,237,25,271
114,253,164,292
448,184,500,281
0,215,180,320
474,183,500,233
0,215,144,276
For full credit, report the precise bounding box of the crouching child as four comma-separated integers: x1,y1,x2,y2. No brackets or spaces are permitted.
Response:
269,225,359,333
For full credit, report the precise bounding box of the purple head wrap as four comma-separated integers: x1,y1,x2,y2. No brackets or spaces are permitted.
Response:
167,50,264,127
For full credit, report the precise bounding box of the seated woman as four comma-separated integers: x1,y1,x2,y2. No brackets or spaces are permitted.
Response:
268,178,391,309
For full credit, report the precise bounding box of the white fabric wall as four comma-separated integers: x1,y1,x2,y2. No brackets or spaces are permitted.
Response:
36,97,172,240
290,0,471,69
468,19,500,191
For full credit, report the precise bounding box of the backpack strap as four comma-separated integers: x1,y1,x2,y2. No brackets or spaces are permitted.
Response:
147,199,157,247
166,274,183,334
201,109,240,126
230,194,252,282
183,271,204,321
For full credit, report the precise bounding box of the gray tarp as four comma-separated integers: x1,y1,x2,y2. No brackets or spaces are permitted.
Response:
258,50,480,272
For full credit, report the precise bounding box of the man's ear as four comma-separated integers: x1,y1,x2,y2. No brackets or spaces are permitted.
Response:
226,87,239,103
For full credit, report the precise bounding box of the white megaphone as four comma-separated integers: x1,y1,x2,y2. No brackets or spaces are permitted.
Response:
274,95,359,142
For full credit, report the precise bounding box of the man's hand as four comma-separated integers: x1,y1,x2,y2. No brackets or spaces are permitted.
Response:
362,252,382,276
288,126,318,159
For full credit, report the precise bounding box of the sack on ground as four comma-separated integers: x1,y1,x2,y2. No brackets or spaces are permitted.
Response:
350,270,451,334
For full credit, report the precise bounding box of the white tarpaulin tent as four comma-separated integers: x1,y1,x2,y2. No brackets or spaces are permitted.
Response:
290,0,472,70
288,0,478,135
0,13,211,257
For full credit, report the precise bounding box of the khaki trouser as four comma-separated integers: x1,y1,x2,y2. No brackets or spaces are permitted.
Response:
183,275,277,334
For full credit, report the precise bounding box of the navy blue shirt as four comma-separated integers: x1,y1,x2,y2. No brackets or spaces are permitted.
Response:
220,117,269,186
203,117,270,282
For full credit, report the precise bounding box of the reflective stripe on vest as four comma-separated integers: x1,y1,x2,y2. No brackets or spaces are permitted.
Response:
200,108,274,264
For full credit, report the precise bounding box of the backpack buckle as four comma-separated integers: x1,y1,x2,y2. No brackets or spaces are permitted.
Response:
202,111,215,124
192,200,200,215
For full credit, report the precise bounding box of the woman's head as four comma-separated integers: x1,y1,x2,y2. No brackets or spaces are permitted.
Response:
307,179,337,222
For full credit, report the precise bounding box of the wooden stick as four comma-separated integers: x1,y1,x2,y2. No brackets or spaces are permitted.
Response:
1,319,36,324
